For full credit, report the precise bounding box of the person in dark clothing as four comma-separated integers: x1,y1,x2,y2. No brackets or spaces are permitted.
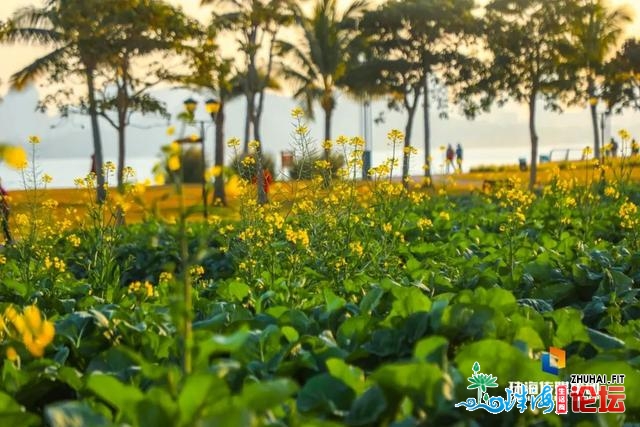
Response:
445,144,455,174
0,180,13,244
455,143,463,173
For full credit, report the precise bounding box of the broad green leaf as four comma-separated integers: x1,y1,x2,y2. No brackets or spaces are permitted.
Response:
549,308,590,348
389,287,431,319
345,385,387,426
514,326,545,351
324,289,346,313
413,336,449,365
297,374,355,415
326,358,366,395
178,374,229,425
372,362,448,408
586,328,625,350
281,326,300,343
239,379,298,412
359,286,384,314
85,374,144,413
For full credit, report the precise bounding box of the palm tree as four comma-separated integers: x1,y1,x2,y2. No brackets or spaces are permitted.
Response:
564,0,632,159
1,0,112,202
204,0,296,204
278,0,368,159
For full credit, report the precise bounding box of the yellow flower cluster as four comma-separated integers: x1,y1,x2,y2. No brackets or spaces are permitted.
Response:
128,281,156,298
159,272,174,284
438,211,450,221
291,107,304,119
604,186,620,199
189,265,205,277
349,241,364,257
44,256,66,273
2,146,27,170
285,226,309,247
619,201,639,229
227,137,241,148
387,129,404,145
2,305,55,358
417,218,433,230
67,234,81,248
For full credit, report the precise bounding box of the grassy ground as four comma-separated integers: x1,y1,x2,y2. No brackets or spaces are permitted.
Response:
4,156,640,226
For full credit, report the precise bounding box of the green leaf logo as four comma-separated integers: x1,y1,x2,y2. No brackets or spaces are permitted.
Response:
466,362,499,402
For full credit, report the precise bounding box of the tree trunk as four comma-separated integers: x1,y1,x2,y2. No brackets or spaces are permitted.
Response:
86,65,106,203
588,78,600,159
528,92,539,191
117,120,126,191
324,105,332,160
423,75,432,182
213,101,226,206
243,95,253,154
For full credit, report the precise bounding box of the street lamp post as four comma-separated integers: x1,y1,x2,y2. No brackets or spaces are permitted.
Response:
179,98,208,219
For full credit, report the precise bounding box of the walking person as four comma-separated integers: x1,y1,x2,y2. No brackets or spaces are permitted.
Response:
445,144,455,174
0,178,13,244
455,143,464,173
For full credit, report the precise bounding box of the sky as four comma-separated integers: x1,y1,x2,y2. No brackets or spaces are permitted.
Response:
2,0,640,189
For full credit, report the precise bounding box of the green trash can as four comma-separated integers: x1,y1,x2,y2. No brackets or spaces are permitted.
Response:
519,158,527,171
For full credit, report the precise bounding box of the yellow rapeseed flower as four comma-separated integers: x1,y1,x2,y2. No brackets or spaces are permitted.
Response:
28,135,40,144
227,137,241,148
291,107,304,119
2,146,27,170
166,126,176,136
168,155,181,171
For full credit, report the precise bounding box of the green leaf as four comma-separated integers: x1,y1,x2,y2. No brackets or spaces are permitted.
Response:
359,286,384,314
389,287,431,319
413,336,449,365
548,308,590,348
178,374,229,425
85,374,144,413
297,374,355,415
45,401,111,427
514,326,545,351
281,326,300,343
345,385,387,426
324,289,346,313
219,281,250,302
239,379,298,412
586,328,625,350
326,358,366,395
0,391,39,426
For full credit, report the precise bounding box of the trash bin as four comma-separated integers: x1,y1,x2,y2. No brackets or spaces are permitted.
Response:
519,158,527,171
539,154,550,163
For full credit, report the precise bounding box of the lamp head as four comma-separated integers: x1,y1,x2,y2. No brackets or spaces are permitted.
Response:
205,98,221,116
183,97,197,114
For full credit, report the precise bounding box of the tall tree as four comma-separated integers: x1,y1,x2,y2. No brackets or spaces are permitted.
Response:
203,0,295,204
278,0,368,159
562,0,632,159
177,25,244,206
0,0,114,202
480,0,570,189
602,38,640,113
346,0,478,185
39,0,196,190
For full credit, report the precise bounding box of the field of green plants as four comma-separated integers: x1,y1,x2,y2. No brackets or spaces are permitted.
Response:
1,131,640,427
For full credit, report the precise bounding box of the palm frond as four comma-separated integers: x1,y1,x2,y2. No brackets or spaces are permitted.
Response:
10,46,69,90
